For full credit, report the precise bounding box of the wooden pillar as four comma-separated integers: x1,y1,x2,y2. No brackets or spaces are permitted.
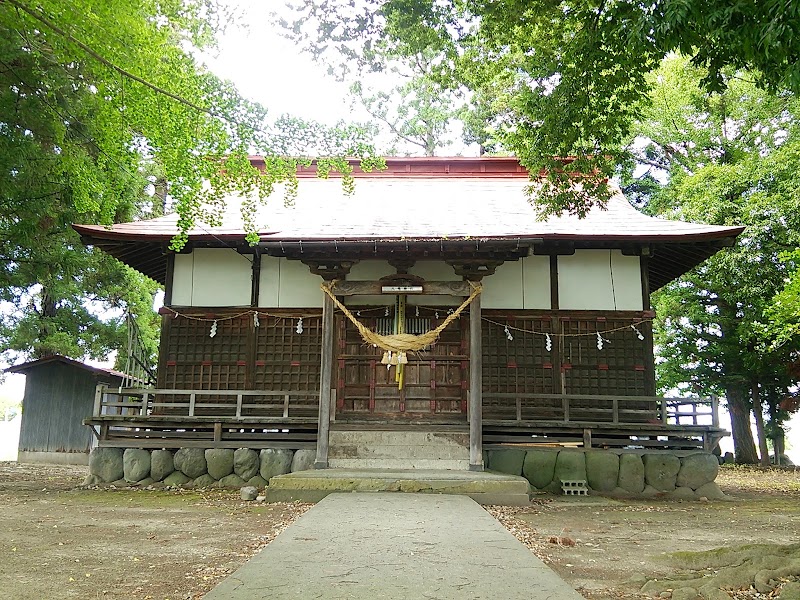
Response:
315,291,334,469
469,292,484,471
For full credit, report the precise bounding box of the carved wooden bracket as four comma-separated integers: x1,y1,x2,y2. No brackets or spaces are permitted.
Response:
446,259,505,281
388,258,416,274
301,259,358,281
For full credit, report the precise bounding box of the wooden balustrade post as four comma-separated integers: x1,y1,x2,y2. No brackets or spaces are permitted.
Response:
93,384,104,417
711,395,719,428
315,292,334,469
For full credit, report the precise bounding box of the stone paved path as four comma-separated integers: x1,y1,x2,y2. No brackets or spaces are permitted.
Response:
204,492,584,599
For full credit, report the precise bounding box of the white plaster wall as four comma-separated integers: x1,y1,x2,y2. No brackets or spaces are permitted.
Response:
345,260,394,306
258,257,323,308
258,256,281,307
522,255,552,309
408,261,461,306
477,256,552,309
348,260,393,280
482,261,523,309
558,250,642,311
171,254,193,306
409,261,460,281
170,248,252,307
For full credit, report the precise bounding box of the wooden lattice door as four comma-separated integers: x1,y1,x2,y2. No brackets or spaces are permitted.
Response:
335,308,468,418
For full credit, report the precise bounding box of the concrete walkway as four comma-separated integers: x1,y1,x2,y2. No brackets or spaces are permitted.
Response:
204,493,584,599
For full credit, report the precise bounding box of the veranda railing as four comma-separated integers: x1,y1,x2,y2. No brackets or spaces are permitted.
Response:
93,386,320,419
481,393,719,427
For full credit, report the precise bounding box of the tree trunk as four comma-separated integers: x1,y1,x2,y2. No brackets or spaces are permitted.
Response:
726,386,759,464
751,382,770,467
34,289,59,358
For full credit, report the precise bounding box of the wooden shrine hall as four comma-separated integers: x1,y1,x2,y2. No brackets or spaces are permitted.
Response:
76,157,742,471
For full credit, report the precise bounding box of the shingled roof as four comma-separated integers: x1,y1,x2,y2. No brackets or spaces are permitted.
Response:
74,157,743,290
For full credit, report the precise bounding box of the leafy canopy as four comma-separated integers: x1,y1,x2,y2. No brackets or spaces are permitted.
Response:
625,56,800,462
283,0,800,214
0,0,379,362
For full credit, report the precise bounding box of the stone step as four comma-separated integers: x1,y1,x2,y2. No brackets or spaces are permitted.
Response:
328,444,469,460
328,429,470,469
328,458,470,470
329,430,469,446
265,468,532,506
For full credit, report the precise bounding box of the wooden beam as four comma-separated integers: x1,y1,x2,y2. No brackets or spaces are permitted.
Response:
330,280,473,297
549,255,559,310
250,252,261,307
315,292,335,468
469,293,484,471
163,253,175,306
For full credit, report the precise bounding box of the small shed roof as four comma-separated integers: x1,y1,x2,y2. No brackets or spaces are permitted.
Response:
74,157,744,290
6,355,129,381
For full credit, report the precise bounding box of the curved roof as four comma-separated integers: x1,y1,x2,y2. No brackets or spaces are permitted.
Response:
74,157,743,290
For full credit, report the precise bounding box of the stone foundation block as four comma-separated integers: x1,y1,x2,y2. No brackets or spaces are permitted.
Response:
695,481,726,500
174,448,207,479
585,450,619,492
669,486,697,500
291,449,316,473
523,449,558,489
123,449,151,483
234,448,260,481
89,448,124,483
248,475,268,488
150,450,175,482
618,454,646,493
219,473,247,488
192,473,217,488
677,453,719,490
205,449,234,480
488,449,526,476
163,470,191,486
643,453,680,491
260,449,294,480
554,450,586,483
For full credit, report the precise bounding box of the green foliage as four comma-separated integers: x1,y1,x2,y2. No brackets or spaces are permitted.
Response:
626,57,800,462
349,58,457,156
0,0,378,362
282,0,800,213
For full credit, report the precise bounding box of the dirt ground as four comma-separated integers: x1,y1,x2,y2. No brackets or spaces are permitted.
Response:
515,466,800,599
0,462,798,599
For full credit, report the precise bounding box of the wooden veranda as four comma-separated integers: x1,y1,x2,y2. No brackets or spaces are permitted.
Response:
85,385,726,452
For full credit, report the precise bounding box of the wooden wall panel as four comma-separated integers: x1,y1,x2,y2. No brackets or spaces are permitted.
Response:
157,309,322,415
482,311,653,402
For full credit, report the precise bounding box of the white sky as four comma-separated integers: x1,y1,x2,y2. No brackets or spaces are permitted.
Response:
1,0,797,464
202,3,355,125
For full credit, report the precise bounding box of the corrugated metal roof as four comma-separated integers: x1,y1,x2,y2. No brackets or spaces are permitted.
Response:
74,177,742,243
